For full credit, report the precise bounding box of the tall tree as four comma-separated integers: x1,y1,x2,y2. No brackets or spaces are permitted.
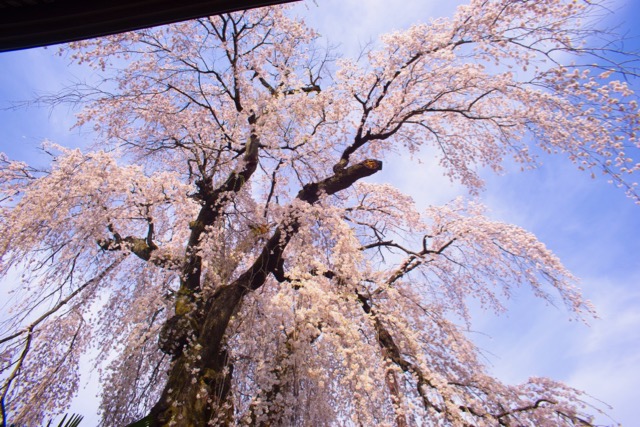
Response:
1,1,639,425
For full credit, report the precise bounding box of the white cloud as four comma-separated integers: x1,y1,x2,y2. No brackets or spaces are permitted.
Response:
295,0,461,58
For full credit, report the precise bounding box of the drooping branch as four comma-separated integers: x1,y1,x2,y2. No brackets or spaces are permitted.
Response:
245,327,302,427
0,258,123,347
1,329,33,427
356,293,441,414
0,259,123,426
361,236,457,292
358,288,597,426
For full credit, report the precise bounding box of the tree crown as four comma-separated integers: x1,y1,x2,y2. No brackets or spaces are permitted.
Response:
1,1,638,425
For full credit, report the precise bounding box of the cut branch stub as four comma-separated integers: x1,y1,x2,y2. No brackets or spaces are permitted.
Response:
302,159,383,204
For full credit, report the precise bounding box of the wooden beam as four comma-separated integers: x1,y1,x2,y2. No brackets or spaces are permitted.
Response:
0,0,299,52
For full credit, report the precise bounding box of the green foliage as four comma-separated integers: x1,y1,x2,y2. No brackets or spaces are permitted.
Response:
47,413,84,427
5,413,84,427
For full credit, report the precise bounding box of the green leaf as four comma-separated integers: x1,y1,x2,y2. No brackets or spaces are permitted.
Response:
43,413,84,427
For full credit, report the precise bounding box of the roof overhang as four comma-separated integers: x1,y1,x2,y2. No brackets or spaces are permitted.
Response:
0,0,298,52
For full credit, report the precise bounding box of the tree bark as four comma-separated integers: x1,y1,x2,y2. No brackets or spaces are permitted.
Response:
142,159,382,426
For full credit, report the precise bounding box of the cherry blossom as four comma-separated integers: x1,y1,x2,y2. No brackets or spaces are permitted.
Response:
1,1,638,425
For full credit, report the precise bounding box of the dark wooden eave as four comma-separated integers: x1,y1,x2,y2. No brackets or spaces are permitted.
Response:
0,0,298,52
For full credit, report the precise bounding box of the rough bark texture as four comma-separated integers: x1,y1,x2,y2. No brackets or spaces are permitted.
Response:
144,159,382,426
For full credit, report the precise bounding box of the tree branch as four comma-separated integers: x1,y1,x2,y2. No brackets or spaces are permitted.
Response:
356,292,441,414
235,158,383,291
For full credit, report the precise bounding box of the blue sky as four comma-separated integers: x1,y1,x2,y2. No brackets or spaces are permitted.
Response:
1,1,639,425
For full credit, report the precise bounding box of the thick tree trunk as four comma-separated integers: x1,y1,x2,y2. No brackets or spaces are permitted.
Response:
141,159,382,426
148,283,244,426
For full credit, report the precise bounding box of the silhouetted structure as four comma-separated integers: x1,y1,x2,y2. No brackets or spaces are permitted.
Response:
0,0,297,52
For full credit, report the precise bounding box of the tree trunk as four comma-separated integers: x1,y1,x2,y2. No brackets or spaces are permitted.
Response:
147,282,244,426
142,159,382,426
